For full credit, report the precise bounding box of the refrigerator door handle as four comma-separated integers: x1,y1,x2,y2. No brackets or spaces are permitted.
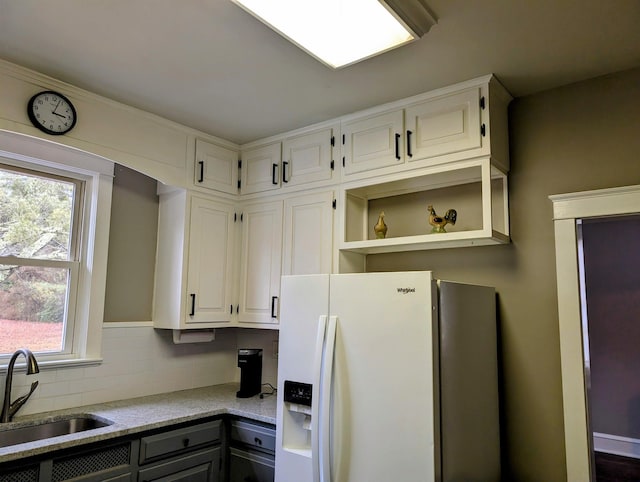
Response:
312,316,328,482
319,316,338,482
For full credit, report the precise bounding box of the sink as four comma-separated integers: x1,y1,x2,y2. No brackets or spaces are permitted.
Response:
0,415,113,448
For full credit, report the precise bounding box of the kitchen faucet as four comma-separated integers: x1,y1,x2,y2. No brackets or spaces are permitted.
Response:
1,348,40,422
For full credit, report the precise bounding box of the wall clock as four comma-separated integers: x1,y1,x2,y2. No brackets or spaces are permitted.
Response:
27,90,77,135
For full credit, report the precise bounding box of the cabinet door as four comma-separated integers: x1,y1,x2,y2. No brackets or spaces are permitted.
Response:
194,139,239,195
186,196,235,324
240,142,282,195
342,109,404,176
138,447,220,482
405,88,482,163
229,448,274,482
282,128,334,187
283,191,334,275
238,201,283,325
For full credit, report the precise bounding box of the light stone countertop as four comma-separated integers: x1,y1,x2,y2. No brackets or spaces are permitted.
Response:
0,383,277,464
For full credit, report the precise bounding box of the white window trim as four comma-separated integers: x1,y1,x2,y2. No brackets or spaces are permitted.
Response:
0,129,114,370
550,184,640,482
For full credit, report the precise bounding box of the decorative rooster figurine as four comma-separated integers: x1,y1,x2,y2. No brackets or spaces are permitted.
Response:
427,205,457,233
374,211,388,239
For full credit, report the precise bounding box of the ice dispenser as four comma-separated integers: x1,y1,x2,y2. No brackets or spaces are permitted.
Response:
236,348,262,398
281,380,313,455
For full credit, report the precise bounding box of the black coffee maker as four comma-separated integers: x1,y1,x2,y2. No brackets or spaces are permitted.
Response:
236,349,263,398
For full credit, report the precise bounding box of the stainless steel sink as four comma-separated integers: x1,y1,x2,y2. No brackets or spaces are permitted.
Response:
0,415,113,448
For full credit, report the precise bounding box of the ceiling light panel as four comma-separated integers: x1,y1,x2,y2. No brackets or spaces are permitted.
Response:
231,0,416,68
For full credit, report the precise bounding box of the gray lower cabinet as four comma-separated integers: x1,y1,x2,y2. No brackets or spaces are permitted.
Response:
0,416,275,482
138,446,221,481
0,440,134,482
0,463,41,482
138,419,222,482
228,419,275,482
0,419,222,482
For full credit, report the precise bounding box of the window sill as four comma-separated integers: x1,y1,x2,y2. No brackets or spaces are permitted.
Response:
0,357,103,374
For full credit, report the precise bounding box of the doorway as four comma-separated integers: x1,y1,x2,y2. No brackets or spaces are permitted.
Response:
579,215,640,481
551,185,640,481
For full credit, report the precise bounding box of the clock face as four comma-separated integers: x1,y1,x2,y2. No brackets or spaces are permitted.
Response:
27,91,77,135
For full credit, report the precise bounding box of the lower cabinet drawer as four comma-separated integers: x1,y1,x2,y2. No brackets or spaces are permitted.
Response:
230,420,276,454
139,420,221,464
229,447,274,482
138,446,220,482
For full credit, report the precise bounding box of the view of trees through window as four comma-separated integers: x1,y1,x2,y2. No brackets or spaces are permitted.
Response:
0,164,76,355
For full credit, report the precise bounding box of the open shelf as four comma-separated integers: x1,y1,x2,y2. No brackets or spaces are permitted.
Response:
338,157,509,254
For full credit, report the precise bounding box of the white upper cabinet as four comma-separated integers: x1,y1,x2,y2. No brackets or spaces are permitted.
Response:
282,127,335,187
185,196,235,323
237,200,283,325
282,190,334,275
240,125,338,195
342,110,404,175
341,75,511,180
405,87,482,162
153,190,235,329
240,141,283,195
193,139,239,195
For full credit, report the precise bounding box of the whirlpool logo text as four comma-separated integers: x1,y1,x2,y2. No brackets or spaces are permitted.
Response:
397,287,416,294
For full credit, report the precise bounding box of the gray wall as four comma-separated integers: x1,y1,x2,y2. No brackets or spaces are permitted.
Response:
103,164,158,322
367,67,640,481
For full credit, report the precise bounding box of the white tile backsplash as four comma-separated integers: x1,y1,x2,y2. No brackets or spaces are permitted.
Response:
0,325,280,418
0,325,250,417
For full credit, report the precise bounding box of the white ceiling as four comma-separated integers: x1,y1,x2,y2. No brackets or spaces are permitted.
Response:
1,0,639,145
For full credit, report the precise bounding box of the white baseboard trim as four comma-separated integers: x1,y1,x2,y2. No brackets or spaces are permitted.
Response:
594,432,640,459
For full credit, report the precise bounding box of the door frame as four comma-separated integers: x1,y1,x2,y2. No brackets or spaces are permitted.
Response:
550,184,640,481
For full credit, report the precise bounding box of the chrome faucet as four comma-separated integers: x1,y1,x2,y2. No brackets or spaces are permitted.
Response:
1,348,40,423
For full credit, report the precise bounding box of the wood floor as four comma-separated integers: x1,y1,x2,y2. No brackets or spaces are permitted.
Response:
595,451,640,482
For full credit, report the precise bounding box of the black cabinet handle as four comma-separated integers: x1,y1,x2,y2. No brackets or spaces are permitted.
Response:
395,133,401,160
182,437,190,447
271,296,278,318
190,293,196,316
254,436,263,446
282,161,289,183
406,130,413,158
272,163,278,185
197,160,204,182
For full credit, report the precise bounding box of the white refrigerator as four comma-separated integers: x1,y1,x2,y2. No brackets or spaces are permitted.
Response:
275,271,500,482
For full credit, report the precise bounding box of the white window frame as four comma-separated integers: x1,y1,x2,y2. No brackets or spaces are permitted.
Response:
0,130,114,370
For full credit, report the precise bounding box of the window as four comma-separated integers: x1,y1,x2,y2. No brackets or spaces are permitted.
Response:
0,130,114,368
0,163,83,356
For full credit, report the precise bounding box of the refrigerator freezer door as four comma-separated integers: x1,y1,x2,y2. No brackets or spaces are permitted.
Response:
277,274,330,482
328,272,437,482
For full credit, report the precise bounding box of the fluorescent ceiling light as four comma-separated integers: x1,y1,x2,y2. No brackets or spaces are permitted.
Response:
231,0,436,69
